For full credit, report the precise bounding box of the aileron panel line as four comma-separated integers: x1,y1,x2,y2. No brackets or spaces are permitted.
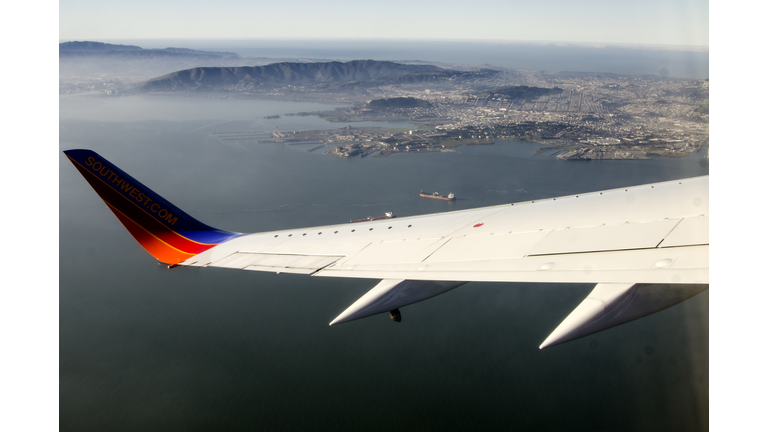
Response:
209,252,344,273
659,215,709,248
527,219,681,256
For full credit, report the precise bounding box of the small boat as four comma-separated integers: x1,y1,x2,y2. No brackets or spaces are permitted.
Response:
350,212,395,223
420,191,456,201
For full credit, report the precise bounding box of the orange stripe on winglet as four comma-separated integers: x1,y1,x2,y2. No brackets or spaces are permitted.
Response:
108,204,200,265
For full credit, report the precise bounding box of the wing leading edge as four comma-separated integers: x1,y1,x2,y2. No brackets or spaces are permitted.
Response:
65,150,708,348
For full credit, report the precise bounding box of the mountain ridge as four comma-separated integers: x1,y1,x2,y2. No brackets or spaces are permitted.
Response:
138,60,486,92
59,41,240,59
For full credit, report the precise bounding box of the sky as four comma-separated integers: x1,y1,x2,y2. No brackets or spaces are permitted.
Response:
59,0,709,47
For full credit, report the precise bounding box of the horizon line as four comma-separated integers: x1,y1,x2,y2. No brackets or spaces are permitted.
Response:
58,38,709,52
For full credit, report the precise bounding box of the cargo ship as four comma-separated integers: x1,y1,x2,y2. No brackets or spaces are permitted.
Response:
350,212,395,223
420,191,456,201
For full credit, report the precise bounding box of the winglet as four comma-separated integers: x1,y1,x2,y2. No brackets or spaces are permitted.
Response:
64,149,240,265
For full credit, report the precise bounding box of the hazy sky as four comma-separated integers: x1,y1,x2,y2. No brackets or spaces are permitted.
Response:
59,0,708,47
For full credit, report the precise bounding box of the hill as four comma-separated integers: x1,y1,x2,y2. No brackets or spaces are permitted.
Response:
59,41,240,59
138,60,494,92
365,97,432,109
59,41,142,51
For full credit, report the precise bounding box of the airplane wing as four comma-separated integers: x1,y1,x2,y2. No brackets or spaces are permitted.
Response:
64,149,709,348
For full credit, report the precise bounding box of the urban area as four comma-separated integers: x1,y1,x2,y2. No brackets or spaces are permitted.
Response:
268,71,708,160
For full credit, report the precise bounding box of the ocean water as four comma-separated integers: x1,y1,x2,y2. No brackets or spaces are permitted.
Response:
60,94,709,431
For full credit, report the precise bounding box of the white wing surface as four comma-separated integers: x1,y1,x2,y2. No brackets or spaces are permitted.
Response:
182,176,708,286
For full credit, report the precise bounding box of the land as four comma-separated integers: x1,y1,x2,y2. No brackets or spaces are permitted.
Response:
275,76,708,159
59,42,709,160
266,126,490,158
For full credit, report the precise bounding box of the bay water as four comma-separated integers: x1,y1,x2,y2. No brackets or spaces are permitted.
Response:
60,94,709,431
